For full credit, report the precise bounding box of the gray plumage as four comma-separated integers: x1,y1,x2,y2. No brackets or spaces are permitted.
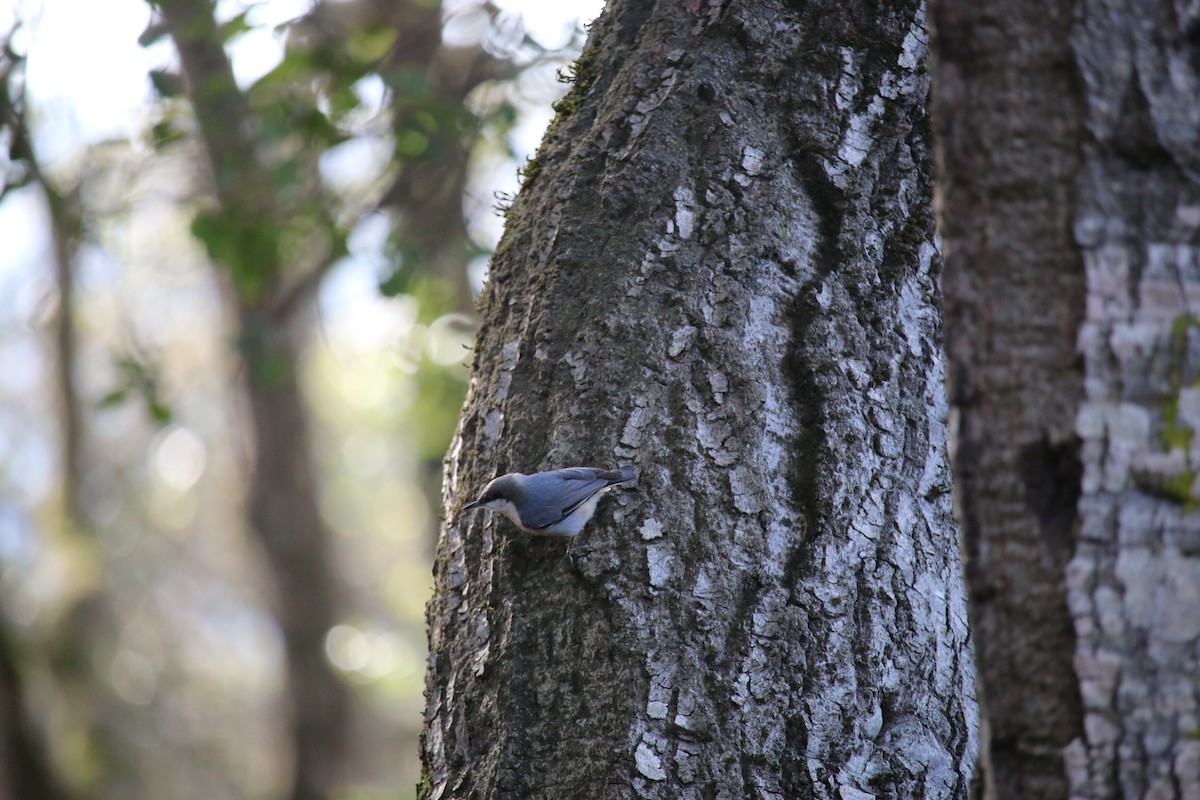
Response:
463,466,637,537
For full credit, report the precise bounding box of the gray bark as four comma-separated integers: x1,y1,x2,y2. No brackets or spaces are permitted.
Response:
422,2,977,799
932,0,1200,797
1068,0,1200,795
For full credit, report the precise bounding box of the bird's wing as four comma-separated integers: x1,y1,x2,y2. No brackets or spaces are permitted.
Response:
520,469,614,530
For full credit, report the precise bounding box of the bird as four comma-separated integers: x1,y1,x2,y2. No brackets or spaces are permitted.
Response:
462,465,637,537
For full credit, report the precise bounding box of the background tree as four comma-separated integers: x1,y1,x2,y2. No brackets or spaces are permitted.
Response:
157,2,356,796
0,1,573,798
422,1,977,798
1,30,185,799
932,0,1200,796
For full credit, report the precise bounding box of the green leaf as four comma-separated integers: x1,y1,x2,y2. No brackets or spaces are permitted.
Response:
298,108,345,146
96,354,173,426
327,84,361,117
137,19,171,48
329,225,350,262
379,242,425,298
190,211,278,301
97,388,129,408
217,10,253,43
149,120,185,149
346,27,397,63
394,129,429,157
149,69,184,99
251,51,312,91
148,397,173,425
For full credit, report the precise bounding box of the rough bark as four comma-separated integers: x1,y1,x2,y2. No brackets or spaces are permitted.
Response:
932,0,1200,797
1067,0,1200,795
422,2,977,799
158,3,350,799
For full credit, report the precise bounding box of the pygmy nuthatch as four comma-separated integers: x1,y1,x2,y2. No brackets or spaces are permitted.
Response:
463,465,637,537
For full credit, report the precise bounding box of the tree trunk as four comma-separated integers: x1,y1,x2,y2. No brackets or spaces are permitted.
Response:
929,1,1087,796
421,2,977,798
242,320,347,800
159,3,350,798
932,0,1200,796
0,625,68,800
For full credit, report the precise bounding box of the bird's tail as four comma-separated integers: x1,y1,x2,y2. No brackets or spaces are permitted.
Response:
608,465,637,484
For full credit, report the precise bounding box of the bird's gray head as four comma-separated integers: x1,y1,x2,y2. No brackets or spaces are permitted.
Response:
462,473,527,528
463,473,523,511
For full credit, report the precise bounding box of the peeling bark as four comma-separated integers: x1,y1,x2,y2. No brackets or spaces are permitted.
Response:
933,0,1200,797
422,2,976,798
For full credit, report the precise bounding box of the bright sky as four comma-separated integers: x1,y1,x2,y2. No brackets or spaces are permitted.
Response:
5,0,603,148
0,0,604,294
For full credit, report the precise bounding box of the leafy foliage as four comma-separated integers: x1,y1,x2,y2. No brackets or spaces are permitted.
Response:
97,354,173,425
0,2,593,797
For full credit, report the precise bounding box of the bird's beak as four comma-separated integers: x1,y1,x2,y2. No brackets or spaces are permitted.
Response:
463,500,482,511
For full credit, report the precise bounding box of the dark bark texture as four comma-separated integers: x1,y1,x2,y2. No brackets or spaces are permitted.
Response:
933,0,1200,797
929,1,1087,796
422,2,976,799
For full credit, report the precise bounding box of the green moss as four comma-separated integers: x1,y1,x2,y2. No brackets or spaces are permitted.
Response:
551,90,586,119
1171,313,1198,339
1161,470,1198,508
415,730,432,799
1152,314,1200,508
1162,314,1199,453
517,152,542,186
549,41,600,121
1163,396,1194,451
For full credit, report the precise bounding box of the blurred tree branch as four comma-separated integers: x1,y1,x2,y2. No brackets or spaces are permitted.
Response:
0,624,68,800
0,31,86,800
148,0,530,795
295,0,523,311
1,30,85,525
155,3,351,799
281,0,531,542
2,0,545,795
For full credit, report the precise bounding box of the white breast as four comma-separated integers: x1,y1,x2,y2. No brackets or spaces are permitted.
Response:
538,492,605,537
